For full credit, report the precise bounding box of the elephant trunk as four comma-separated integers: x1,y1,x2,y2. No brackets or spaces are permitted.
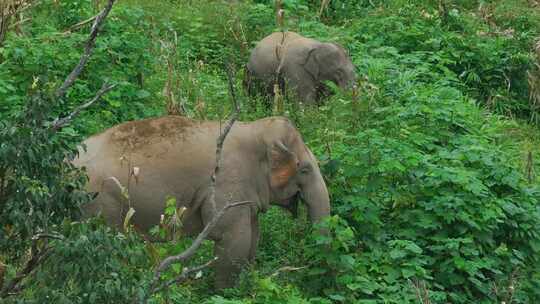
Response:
302,169,330,224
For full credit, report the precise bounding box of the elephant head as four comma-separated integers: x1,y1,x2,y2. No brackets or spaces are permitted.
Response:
303,42,357,91
264,119,330,223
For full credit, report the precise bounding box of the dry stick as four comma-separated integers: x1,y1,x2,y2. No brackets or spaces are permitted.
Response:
319,0,330,17
7,16,29,30
208,63,240,212
55,0,116,99
270,265,307,277
1,1,116,297
51,83,116,130
139,64,245,304
140,201,253,304
153,201,252,277
63,14,98,34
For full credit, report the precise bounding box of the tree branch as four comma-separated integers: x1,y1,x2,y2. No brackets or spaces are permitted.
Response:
137,200,254,304
63,13,98,35
51,83,116,130
55,0,116,99
208,62,240,211
155,201,253,276
270,265,308,277
137,63,247,304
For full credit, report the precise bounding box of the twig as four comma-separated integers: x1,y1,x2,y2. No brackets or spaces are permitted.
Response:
136,63,244,304
151,257,217,295
409,279,431,304
225,62,240,114
270,265,307,277
319,0,330,17
31,232,64,241
55,0,116,99
63,14,98,34
152,201,253,282
7,16,29,30
138,200,254,304
51,83,116,131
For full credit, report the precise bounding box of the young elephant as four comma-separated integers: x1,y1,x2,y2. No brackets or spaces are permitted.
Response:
245,31,357,104
73,115,330,289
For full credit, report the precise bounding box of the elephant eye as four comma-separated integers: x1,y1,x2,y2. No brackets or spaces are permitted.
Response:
299,163,312,174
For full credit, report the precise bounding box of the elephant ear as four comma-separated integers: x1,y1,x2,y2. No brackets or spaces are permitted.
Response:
269,141,298,188
303,46,320,80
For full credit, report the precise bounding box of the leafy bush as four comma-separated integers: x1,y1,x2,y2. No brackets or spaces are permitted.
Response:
296,69,540,303
0,88,90,258
26,219,150,304
0,2,161,135
2,0,540,303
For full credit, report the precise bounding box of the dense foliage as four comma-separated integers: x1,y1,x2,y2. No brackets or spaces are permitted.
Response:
1,0,540,303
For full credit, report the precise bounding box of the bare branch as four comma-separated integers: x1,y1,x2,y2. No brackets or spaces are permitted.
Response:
51,83,116,131
319,0,330,17
136,201,253,304
31,232,64,241
208,63,240,212
153,200,253,280
55,0,116,99
408,279,431,304
225,62,240,114
136,63,245,304
270,265,308,277
63,14,99,34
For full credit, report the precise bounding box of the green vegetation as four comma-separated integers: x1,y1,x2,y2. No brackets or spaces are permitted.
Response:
1,0,540,303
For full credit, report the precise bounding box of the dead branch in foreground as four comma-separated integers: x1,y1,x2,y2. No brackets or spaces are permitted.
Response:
208,62,240,212
63,14,99,34
136,63,247,304
51,83,116,130
139,200,254,304
49,0,117,131
0,1,117,299
55,0,116,100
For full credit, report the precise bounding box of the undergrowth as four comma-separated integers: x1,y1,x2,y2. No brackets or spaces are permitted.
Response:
1,0,540,303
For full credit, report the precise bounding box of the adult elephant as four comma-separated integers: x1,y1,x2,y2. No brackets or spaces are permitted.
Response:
245,31,357,104
73,115,330,289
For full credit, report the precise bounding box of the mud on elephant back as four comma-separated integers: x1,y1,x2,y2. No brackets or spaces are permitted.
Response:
72,115,331,289
244,31,357,105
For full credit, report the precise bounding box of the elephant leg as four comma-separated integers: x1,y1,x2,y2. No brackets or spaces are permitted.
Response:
297,85,317,103
249,210,260,261
290,76,318,103
213,207,253,289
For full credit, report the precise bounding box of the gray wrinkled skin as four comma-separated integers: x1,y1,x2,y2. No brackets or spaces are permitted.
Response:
245,31,357,104
73,115,330,289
